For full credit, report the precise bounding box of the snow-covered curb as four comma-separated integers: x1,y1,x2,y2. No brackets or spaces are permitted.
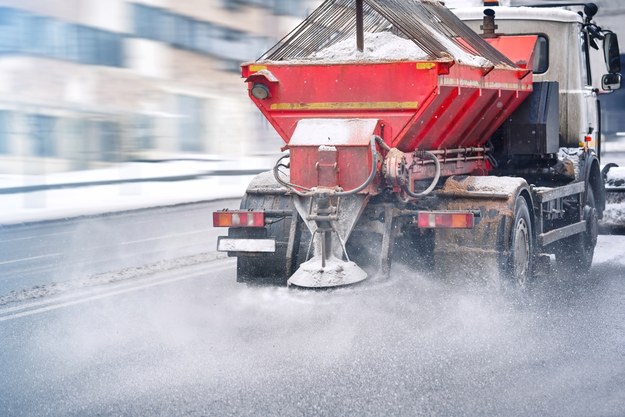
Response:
0,176,252,225
0,158,279,224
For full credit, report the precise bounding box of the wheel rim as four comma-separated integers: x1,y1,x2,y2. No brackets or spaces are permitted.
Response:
513,217,530,285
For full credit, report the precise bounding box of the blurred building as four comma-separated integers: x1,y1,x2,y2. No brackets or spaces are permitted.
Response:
1,0,622,175
0,0,321,174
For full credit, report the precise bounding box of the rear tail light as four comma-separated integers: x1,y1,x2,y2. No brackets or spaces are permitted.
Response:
417,211,475,229
213,210,265,228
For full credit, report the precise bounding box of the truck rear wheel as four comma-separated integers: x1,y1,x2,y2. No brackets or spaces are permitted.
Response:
505,196,533,287
236,192,307,285
555,186,597,275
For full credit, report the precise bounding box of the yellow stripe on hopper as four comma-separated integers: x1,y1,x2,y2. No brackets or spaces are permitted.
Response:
416,63,436,70
270,101,419,110
249,65,267,73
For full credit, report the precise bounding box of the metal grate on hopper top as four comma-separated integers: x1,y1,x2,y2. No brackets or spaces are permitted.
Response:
258,0,516,68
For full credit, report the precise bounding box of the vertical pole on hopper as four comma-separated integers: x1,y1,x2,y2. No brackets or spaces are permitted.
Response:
356,0,364,52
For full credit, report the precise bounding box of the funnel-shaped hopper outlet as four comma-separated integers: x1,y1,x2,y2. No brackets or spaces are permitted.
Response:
288,256,367,288
289,193,370,288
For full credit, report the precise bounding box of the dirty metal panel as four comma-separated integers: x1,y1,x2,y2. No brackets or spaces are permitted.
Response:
432,175,530,279
317,145,338,188
290,119,379,147
289,119,379,192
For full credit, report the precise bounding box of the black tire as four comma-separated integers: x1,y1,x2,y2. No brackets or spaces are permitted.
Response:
555,186,598,275
505,197,533,287
236,192,308,286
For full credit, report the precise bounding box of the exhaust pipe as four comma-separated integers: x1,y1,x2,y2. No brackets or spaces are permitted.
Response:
481,8,498,38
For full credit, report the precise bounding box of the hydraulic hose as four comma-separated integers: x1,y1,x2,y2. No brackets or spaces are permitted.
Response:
374,135,391,152
402,150,441,198
272,154,311,196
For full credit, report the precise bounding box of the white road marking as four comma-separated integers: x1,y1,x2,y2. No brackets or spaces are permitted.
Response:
0,253,61,266
121,229,212,245
0,260,234,322
0,231,74,244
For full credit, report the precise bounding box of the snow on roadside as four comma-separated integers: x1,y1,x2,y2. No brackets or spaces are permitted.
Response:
603,198,625,226
602,165,625,226
604,165,625,186
0,158,282,224
0,252,227,307
0,176,252,225
0,159,275,188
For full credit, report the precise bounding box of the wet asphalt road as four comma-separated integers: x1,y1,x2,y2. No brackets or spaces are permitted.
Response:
0,234,624,417
0,200,237,296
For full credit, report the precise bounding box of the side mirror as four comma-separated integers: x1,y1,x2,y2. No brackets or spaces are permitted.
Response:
602,73,622,91
603,32,621,73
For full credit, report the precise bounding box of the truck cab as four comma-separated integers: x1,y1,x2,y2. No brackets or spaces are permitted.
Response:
453,4,622,150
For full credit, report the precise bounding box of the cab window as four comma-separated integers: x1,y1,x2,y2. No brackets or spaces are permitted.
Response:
533,35,549,74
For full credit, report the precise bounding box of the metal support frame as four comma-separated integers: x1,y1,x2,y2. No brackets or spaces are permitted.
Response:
356,0,364,52
538,221,587,246
379,204,396,278
285,208,301,276
532,181,587,247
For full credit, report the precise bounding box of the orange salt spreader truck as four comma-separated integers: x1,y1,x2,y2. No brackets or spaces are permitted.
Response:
213,0,622,288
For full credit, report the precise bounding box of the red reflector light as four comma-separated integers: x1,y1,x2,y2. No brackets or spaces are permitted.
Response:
417,211,475,229
212,211,265,228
